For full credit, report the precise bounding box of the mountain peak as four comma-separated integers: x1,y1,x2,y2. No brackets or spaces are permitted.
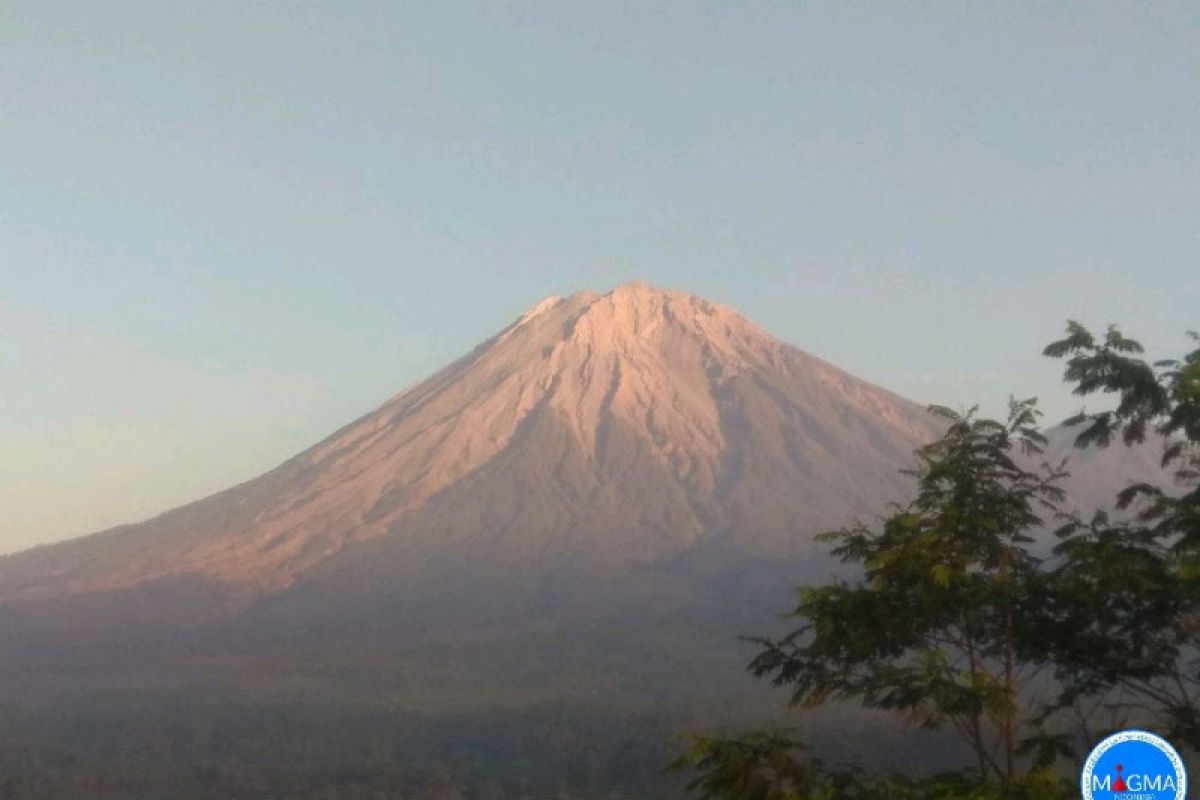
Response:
508,282,753,360
604,279,668,301
532,281,698,317
589,280,721,315
598,281,719,317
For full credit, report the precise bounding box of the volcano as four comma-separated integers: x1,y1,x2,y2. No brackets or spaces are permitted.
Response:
0,283,939,613
0,282,1169,651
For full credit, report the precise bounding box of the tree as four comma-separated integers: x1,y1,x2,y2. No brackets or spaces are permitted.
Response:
1041,324,1200,750
749,401,1068,788
673,401,1075,798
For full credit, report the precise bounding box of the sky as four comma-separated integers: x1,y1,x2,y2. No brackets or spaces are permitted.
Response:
2,2,1197,554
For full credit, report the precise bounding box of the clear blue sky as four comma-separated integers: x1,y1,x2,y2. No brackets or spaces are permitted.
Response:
2,2,1197,553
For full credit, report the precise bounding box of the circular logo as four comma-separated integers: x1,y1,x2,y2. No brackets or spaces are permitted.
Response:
1081,729,1187,800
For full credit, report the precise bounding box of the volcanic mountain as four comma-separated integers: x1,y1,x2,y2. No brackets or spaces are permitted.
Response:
0,283,939,610
0,283,1169,643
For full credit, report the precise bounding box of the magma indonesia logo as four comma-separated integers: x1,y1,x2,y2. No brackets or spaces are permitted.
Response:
1081,729,1187,800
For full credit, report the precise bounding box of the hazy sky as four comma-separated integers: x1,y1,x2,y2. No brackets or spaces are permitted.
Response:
2,2,1197,553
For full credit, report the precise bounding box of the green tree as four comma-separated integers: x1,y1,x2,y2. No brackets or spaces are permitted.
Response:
748,401,1068,788
1041,323,1200,750
674,401,1074,799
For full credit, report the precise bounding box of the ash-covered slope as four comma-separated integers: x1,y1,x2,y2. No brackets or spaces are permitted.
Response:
0,283,939,611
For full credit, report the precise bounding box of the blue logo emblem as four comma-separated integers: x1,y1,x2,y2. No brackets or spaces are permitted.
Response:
1081,729,1187,800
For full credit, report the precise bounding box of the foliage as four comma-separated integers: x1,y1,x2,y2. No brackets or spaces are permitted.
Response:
736,400,1072,796
1042,323,1200,750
